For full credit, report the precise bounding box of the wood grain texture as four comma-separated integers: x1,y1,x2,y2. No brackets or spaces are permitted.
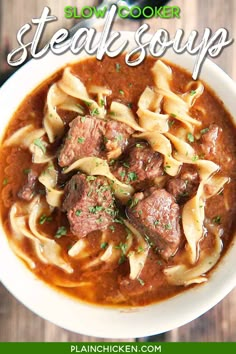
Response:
0,0,235,342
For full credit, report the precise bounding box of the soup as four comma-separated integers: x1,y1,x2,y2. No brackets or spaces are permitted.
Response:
0,55,235,307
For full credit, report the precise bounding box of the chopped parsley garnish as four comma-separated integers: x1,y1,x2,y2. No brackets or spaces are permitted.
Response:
55,226,67,238
164,223,172,230
137,246,145,253
144,234,154,248
83,100,92,107
75,210,82,216
192,155,199,161
115,134,123,142
3,178,8,185
212,215,221,224
154,220,160,226
137,277,145,286
100,99,105,107
109,225,115,233
101,242,108,249
135,143,143,148
187,133,195,143
114,218,124,224
96,217,103,224
119,170,126,179
109,111,116,116
109,159,116,166
86,176,96,182
190,90,197,96
81,116,86,123
119,89,124,95
127,102,133,109
200,127,209,135
77,137,85,144
115,63,121,72
129,197,139,208
123,162,130,168
168,120,175,127
164,165,171,172
33,138,46,154
88,205,103,214
170,113,177,118
23,168,31,175
127,171,137,182
91,108,99,116
39,214,52,225
115,242,128,265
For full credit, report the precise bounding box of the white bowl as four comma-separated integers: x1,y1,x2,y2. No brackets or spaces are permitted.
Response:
0,32,235,338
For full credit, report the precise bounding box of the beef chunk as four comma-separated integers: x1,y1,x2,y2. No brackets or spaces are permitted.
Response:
113,143,163,187
200,124,222,159
126,188,182,260
63,174,115,236
104,120,134,159
18,170,38,201
58,116,106,167
166,164,199,202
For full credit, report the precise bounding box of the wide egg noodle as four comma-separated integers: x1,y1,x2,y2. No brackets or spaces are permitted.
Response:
109,101,144,132
9,199,73,273
38,163,64,208
63,157,134,203
57,67,106,119
123,220,150,280
4,124,45,148
137,87,169,132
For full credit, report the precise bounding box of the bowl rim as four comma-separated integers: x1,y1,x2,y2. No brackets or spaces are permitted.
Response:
0,31,235,339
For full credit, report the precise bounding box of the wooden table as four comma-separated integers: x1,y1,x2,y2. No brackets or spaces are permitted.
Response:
0,0,235,342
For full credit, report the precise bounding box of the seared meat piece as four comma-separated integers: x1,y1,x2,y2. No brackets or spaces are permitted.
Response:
113,142,163,187
18,170,38,201
104,120,134,159
58,116,106,167
166,164,199,202
63,174,115,236
200,124,222,159
126,188,182,260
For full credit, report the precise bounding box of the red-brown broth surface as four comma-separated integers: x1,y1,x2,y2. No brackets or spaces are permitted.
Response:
0,55,236,307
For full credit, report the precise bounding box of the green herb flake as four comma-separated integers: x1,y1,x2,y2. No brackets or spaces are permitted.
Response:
88,205,103,214
170,113,177,118
115,134,123,142
55,226,67,238
123,162,130,168
127,171,137,182
100,99,105,107
81,116,86,123
200,127,209,135
33,138,46,154
23,168,31,175
212,215,221,224
192,155,199,162
119,170,126,179
190,90,197,96
137,246,144,253
3,178,8,186
154,220,160,226
187,133,195,143
86,176,96,182
109,111,116,116
127,102,133,109
91,108,99,116
83,100,92,107
75,210,82,216
119,89,124,96
101,242,108,249
109,225,115,233
135,143,143,148
168,120,175,127
39,214,52,225
115,63,121,72
137,277,145,286
164,165,171,172
114,218,124,224
77,137,85,144
164,223,172,230
129,197,139,208
76,103,85,111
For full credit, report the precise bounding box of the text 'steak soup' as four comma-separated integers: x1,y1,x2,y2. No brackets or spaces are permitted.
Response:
0,55,235,307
